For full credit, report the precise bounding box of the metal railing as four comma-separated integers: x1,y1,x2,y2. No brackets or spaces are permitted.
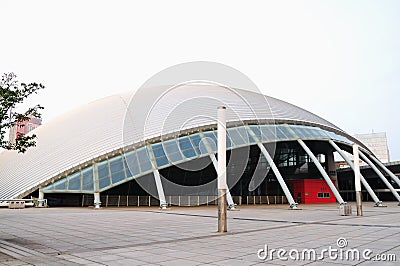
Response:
81,195,288,207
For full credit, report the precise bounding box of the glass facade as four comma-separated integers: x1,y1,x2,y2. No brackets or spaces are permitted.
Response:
43,123,352,194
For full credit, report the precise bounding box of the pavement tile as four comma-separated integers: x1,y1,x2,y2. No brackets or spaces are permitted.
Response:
0,203,399,265
86,254,125,263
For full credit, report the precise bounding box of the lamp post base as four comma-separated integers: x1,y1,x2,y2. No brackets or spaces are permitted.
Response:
218,189,227,233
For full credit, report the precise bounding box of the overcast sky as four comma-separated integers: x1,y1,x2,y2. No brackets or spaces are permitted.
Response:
2,0,400,160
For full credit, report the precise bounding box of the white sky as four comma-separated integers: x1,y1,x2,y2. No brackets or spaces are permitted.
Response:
2,0,400,160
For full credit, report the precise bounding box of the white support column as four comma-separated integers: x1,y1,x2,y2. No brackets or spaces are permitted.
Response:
328,140,383,206
246,127,297,209
217,106,227,233
353,144,363,216
359,151,400,205
94,192,101,209
298,139,346,205
209,154,236,210
257,143,298,209
153,170,167,209
369,155,400,188
38,190,44,207
93,163,101,209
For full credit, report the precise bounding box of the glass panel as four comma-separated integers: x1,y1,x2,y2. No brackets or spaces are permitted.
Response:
108,156,126,184
200,131,217,153
82,167,94,191
317,129,328,138
109,156,124,174
123,157,133,178
226,132,233,148
228,128,246,146
163,140,183,162
137,147,153,172
300,127,314,138
249,125,262,142
98,161,111,189
178,136,192,150
325,131,337,140
53,178,67,190
241,126,256,143
275,127,288,139
291,126,307,138
278,125,296,138
203,131,217,144
98,161,109,179
237,127,251,144
112,170,125,183
309,128,326,138
68,172,81,191
152,143,169,167
152,143,165,158
326,131,350,143
331,132,341,141
261,126,277,141
178,137,197,158
124,151,140,176
307,128,318,137
199,140,214,154
189,134,202,154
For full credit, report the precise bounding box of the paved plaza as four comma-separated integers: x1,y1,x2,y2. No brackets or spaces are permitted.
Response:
0,203,399,265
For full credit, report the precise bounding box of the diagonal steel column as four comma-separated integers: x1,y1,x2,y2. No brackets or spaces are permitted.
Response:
328,140,383,206
153,170,167,209
247,127,297,208
201,131,235,209
359,152,400,204
298,139,346,205
369,155,400,188
257,143,298,209
209,154,236,209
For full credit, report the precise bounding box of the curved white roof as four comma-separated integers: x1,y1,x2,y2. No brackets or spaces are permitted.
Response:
0,85,352,199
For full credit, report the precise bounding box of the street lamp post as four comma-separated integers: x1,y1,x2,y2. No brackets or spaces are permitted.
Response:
217,106,227,232
353,144,363,216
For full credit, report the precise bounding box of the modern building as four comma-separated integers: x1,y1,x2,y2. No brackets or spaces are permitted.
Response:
8,114,42,144
353,132,390,163
0,85,399,208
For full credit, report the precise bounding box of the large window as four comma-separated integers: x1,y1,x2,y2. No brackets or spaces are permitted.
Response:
98,161,111,189
136,147,153,172
81,167,94,190
67,172,81,190
42,123,352,193
277,148,297,167
109,156,125,184
152,143,168,167
178,136,197,159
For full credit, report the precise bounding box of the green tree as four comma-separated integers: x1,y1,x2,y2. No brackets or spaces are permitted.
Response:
0,72,44,153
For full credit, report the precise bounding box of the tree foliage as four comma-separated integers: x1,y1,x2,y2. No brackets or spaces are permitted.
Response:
0,73,44,153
